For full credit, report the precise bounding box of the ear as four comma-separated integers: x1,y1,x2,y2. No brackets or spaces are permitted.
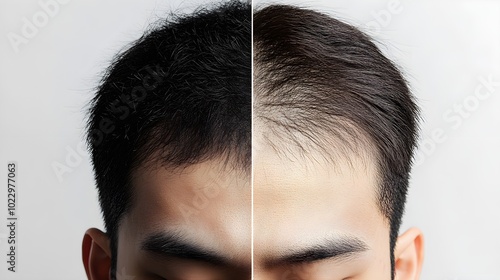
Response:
394,227,424,280
82,228,112,280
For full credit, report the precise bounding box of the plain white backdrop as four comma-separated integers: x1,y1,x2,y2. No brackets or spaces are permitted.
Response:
0,0,499,279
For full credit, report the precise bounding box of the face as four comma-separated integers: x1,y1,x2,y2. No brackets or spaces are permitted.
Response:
83,141,422,280
253,135,393,280
116,159,251,279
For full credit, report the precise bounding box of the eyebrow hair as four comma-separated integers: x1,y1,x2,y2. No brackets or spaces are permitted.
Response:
264,236,369,267
141,231,230,266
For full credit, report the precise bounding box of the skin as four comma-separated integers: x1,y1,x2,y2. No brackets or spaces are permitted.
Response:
82,140,423,280
252,130,424,280
83,159,251,280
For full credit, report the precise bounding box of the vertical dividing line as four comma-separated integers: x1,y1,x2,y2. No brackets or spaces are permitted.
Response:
250,0,255,278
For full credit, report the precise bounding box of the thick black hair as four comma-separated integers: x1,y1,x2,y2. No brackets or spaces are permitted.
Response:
86,1,250,278
254,5,420,278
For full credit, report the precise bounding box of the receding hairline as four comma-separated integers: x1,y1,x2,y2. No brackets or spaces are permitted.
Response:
253,56,380,174
254,112,380,181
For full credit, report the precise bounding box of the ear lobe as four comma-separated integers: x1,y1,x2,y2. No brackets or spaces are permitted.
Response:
82,228,112,280
394,227,424,280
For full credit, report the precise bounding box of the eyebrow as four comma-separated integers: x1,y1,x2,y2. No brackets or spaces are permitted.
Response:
141,231,230,266
264,236,369,267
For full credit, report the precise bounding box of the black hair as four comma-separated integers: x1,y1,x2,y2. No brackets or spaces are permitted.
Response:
254,5,420,278
86,1,250,278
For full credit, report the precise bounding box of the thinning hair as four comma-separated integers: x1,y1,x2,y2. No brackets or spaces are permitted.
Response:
254,5,420,278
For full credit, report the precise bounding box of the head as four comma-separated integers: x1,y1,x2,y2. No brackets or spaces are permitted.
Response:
253,5,423,280
82,1,251,279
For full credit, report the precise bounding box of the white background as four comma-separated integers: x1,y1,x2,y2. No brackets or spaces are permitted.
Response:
1,0,499,279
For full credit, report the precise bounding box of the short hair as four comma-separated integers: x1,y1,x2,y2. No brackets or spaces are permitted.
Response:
254,5,419,277
86,1,250,277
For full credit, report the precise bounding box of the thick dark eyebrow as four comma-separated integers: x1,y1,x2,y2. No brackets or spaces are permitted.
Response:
264,236,369,267
141,231,229,266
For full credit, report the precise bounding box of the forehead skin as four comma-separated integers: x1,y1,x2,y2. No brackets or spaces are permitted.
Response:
116,159,251,279
253,133,392,279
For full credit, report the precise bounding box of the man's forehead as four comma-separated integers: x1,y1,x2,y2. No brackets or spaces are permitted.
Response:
253,142,383,244
130,158,250,213
122,158,252,261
